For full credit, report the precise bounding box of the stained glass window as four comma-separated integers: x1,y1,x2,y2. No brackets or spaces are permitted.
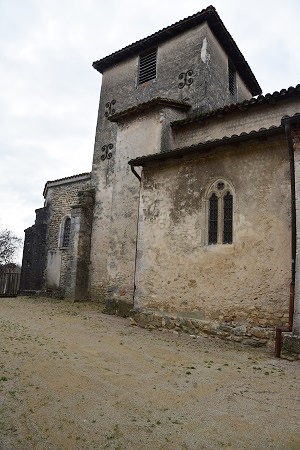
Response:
208,193,218,245
223,192,233,244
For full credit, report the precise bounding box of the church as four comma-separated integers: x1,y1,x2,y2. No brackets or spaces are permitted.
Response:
20,6,300,355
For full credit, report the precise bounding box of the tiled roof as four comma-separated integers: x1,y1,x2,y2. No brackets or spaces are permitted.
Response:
43,172,91,197
108,98,191,123
128,125,282,167
93,6,261,96
171,85,300,128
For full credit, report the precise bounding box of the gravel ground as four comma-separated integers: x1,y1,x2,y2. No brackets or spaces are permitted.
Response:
0,296,299,450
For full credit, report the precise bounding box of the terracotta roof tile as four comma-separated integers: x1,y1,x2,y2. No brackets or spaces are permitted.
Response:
93,6,261,96
108,98,191,122
128,125,283,166
171,85,300,128
43,172,91,197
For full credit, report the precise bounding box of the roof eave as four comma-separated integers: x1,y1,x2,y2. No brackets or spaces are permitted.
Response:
92,6,261,96
108,98,191,123
171,85,300,129
43,172,91,198
128,126,282,167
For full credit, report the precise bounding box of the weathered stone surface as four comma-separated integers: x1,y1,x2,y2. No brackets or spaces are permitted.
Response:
129,317,138,326
20,207,49,292
134,135,291,334
242,339,266,348
292,125,300,342
89,19,254,307
233,325,247,336
283,333,300,355
132,310,275,348
44,177,91,296
104,298,134,317
65,189,95,302
251,327,272,339
20,10,300,350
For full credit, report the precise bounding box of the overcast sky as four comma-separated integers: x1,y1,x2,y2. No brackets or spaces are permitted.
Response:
1,0,300,262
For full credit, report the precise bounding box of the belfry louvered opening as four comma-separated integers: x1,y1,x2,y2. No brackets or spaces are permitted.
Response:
138,48,157,84
228,60,236,95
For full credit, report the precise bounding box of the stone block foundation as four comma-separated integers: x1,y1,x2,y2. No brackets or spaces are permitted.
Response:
283,334,300,356
131,310,276,349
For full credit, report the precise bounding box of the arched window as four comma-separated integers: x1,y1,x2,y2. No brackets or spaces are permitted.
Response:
208,193,218,245
223,191,233,244
207,180,234,245
61,217,71,248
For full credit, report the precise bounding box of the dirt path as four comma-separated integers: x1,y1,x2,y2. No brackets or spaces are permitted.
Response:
0,297,299,450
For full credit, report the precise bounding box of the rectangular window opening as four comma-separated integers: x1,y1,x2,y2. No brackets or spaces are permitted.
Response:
62,218,71,247
138,48,157,85
228,60,236,96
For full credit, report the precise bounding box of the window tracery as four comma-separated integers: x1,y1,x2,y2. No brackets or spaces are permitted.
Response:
207,179,234,245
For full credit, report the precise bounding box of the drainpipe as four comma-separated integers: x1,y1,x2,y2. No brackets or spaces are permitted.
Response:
130,164,142,305
275,118,296,357
131,165,141,182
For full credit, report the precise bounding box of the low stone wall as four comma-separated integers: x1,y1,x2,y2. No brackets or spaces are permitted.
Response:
283,334,300,356
131,310,281,349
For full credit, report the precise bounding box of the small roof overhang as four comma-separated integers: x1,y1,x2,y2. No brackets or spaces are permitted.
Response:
108,98,191,123
128,126,283,167
43,172,91,198
171,85,300,129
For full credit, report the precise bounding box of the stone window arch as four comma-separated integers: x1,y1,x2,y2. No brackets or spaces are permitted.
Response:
206,179,234,245
59,216,71,248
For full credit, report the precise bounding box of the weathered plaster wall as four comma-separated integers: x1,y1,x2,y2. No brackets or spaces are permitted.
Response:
205,26,252,109
106,107,187,313
283,124,300,354
173,97,300,150
89,80,117,301
134,135,291,344
89,21,254,303
46,250,62,289
293,126,300,335
45,177,91,292
94,22,240,123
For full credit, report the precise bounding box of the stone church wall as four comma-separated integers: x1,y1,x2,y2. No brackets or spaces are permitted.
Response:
173,96,300,150
90,20,253,306
44,175,91,292
134,134,291,346
204,26,251,109
20,207,48,292
104,105,188,314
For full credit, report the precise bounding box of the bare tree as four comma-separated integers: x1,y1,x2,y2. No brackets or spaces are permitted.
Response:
0,228,22,265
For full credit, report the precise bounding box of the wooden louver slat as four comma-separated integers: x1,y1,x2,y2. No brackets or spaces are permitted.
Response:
138,49,157,84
